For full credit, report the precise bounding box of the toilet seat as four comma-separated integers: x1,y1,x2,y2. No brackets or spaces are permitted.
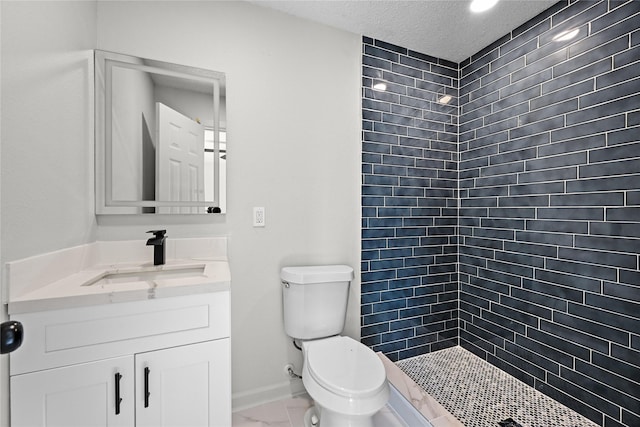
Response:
304,336,387,398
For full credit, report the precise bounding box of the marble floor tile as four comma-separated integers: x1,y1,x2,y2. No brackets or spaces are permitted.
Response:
232,396,311,427
233,394,412,427
284,396,314,427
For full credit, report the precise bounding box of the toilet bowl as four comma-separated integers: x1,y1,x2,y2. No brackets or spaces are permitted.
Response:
280,265,389,426
301,336,389,427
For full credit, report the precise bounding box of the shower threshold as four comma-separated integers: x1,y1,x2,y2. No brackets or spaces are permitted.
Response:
385,382,434,427
301,384,431,427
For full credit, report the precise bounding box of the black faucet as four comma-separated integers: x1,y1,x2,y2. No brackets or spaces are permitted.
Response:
146,230,167,266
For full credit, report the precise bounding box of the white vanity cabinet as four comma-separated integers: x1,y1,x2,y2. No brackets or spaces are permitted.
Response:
9,291,231,427
135,340,230,427
11,356,135,426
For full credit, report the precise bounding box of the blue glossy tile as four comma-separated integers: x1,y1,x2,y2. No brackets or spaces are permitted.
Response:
570,303,640,338
513,49,569,82
570,94,640,126
511,116,564,139
536,80,593,109
592,221,640,239
492,85,541,112
628,190,640,205
362,310,398,326
364,44,399,62
399,55,431,72
392,62,422,79
463,48,499,78
591,0,640,33
372,299,407,314
374,39,407,55
363,54,392,71
549,0,598,29
623,409,640,426
552,114,625,142
430,63,458,78
362,109,381,122
579,159,640,182
582,78,640,109
363,88,400,103
568,20,632,60
518,167,577,184
539,134,605,157
364,4,640,420
597,64,640,91
633,28,640,47
494,38,538,71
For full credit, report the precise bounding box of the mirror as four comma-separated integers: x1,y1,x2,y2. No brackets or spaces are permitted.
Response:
95,50,226,214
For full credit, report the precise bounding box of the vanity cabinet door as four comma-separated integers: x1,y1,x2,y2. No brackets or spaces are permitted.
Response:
135,339,231,427
10,356,134,427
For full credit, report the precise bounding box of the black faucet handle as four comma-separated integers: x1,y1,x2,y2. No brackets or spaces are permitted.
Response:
147,230,167,239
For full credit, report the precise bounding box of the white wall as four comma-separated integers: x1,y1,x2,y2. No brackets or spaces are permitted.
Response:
96,0,361,407
2,0,362,416
0,1,98,424
1,1,98,264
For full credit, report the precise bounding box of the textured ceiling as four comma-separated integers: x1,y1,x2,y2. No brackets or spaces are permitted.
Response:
248,0,559,63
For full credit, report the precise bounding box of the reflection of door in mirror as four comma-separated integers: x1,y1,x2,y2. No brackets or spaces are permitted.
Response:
95,50,226,215
156,102,204,214
204,129,227,213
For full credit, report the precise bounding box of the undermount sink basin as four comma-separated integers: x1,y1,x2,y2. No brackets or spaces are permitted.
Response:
84,265,206,287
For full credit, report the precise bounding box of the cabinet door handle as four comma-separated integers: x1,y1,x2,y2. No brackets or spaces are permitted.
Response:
144,366,151,408
114,372,123,415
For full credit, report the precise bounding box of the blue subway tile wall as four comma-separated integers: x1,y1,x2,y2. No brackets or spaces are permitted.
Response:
362,1,640,425
458,1,640,426
361,36,459,361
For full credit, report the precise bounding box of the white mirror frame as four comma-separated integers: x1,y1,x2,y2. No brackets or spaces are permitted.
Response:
95,50,225,215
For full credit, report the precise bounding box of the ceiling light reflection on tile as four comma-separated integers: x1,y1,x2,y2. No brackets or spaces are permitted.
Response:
373,80,387,91
438,94,453,105
436,87,454,105
552,28,580,42
470,0,499,13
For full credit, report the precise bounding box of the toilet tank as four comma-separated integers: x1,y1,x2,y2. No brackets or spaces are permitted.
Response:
281,265,354,340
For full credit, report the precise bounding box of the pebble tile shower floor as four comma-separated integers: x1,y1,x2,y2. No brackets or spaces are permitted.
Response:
396,346,598,427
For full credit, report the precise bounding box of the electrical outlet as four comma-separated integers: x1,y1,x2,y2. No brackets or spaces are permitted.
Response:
253,207,265,227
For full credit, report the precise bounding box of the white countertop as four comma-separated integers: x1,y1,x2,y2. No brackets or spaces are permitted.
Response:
8,258,230,315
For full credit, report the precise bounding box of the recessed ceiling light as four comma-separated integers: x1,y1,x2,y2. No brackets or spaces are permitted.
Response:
552,28,580,42
470,0,499,13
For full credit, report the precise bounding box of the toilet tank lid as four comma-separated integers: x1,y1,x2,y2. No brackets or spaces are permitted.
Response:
280,265,354,284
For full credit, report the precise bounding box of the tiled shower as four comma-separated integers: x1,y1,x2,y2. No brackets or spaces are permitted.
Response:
361,38,460,358
361,0,640,426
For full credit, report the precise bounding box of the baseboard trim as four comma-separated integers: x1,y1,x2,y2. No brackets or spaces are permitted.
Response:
232,379,306,412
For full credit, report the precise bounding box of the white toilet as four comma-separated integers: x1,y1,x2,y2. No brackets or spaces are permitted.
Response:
281,265,389,427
